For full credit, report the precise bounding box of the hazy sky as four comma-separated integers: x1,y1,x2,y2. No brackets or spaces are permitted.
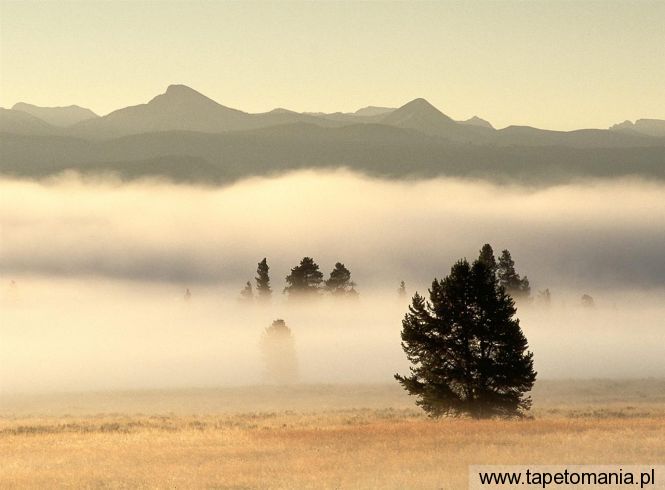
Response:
1,1,664,130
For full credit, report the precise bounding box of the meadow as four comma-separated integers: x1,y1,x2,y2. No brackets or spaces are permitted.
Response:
1,380,664,489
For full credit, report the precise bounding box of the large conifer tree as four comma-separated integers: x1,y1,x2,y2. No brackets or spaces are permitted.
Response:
395,251,536,419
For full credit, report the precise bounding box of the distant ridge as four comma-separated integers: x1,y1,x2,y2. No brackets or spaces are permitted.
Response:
2,126,663,185
3,84,662,146
381,98,495,143
70,84,343,138
1,84,663,185
0,108,59,135
354,106,395,117
12,102,98,127
611,119,665,138
459,116,494,129
71,84,252,137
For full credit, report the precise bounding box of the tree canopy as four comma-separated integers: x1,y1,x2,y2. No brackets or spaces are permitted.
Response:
324,262,358,297
395,249,536,419
255,258,272,301
497,249,531,300
283,257,324,297
478,243,498,275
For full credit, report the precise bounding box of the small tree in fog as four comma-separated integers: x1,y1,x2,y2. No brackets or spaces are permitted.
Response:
395,249,537,419
283,257,323,298
497,249,531,300
6,280,20,304
398,280,407,299
581,294,595,308
255,258,272,302
324,262,358,297
239,281,253,303
537,288,552,307
260,319,298,384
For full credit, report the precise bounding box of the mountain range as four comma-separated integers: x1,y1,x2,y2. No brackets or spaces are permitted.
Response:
11,102,98,127
1,84,664,184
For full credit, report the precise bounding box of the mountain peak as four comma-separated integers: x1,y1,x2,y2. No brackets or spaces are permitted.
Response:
401,98,438,111
382,98,455,129
459,115,494,129
158,84,214,103
72,84,249,136
146,84,245,115
165,84,200,95
393,98,454,121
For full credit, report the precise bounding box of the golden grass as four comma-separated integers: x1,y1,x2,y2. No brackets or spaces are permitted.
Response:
1,381,664,489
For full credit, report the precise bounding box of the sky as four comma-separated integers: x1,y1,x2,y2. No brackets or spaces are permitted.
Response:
1,0,664,130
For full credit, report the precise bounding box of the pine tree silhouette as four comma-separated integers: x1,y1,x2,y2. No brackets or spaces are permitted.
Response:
255,258,272,302
497,249,531,300
395,248,536,419
324,262,358,297
283,257,323,298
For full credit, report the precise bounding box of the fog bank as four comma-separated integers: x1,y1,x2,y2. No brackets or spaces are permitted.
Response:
1,171,665,290
1,172,664,393
1,278,663,394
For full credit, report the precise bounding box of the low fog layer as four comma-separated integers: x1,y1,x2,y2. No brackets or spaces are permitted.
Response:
1,172,664,393
1,280,664,393
1,171,665,290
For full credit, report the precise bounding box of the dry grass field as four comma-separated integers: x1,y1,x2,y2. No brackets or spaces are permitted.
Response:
1,380,664,489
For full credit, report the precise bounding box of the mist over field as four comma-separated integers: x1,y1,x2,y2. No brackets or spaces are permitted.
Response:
2,171,665,289
1,171,664,393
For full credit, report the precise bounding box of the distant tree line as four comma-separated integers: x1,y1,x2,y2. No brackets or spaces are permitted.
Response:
239,248,536,303
239,257,358,302
172,246,612,311
478,244,531,300
225,246,600,310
